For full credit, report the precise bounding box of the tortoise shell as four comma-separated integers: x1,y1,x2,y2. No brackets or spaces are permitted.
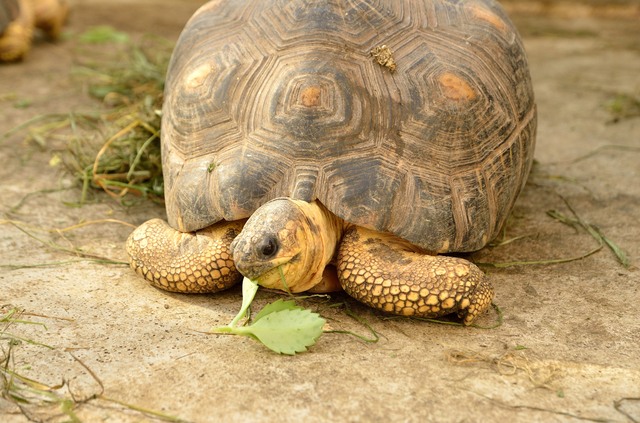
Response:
161,0,536,253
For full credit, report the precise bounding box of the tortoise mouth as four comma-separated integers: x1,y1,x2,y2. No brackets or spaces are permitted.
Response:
234,253,299,281
242,253,302,291
229,198,334,293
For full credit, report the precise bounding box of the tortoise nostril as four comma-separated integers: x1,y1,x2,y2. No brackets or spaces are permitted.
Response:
256,236,279,259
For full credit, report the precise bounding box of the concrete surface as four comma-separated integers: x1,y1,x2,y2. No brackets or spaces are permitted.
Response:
1,1,639,422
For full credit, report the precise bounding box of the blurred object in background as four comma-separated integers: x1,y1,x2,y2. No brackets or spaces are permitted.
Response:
0,0,69,62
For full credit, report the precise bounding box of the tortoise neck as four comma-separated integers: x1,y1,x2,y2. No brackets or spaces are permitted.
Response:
292,199,344,289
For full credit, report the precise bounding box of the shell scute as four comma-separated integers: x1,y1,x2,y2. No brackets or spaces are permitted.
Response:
163,0,536,252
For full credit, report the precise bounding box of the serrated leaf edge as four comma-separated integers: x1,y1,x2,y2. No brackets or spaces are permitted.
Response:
252,299,301,322
234,308,326,355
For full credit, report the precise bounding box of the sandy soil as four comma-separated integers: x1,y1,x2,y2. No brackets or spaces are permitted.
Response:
1,1,639,422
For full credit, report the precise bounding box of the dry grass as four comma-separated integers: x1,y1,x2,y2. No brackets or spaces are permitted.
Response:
0,307,187,422
0,218,133,269
446,347,561,390
4,27,172,206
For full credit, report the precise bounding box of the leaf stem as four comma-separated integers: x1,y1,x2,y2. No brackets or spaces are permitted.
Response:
228,278,259,327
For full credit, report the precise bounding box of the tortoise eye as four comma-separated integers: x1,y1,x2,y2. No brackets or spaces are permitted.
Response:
256,236,278,259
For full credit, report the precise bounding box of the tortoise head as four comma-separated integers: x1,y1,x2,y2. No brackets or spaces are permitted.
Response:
231,198,338,293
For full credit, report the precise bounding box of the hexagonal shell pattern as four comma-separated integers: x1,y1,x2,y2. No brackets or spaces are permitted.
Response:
162,0,536,253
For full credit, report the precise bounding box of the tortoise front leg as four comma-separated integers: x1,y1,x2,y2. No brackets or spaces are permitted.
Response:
126,219,244,293
336,226,493,325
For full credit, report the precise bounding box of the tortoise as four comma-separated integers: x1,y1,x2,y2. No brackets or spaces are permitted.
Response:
126,0,536,325
0,0,68,62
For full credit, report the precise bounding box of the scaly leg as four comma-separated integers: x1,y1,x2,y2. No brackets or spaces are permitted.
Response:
126,219,245,293
337,226,493,325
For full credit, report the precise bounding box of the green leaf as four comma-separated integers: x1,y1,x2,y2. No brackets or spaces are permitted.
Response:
252,299,300,322
228,277,259,327
210,278,325,354
234,308,325,355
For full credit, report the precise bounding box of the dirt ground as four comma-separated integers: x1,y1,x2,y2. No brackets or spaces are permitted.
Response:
1,1,639,422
